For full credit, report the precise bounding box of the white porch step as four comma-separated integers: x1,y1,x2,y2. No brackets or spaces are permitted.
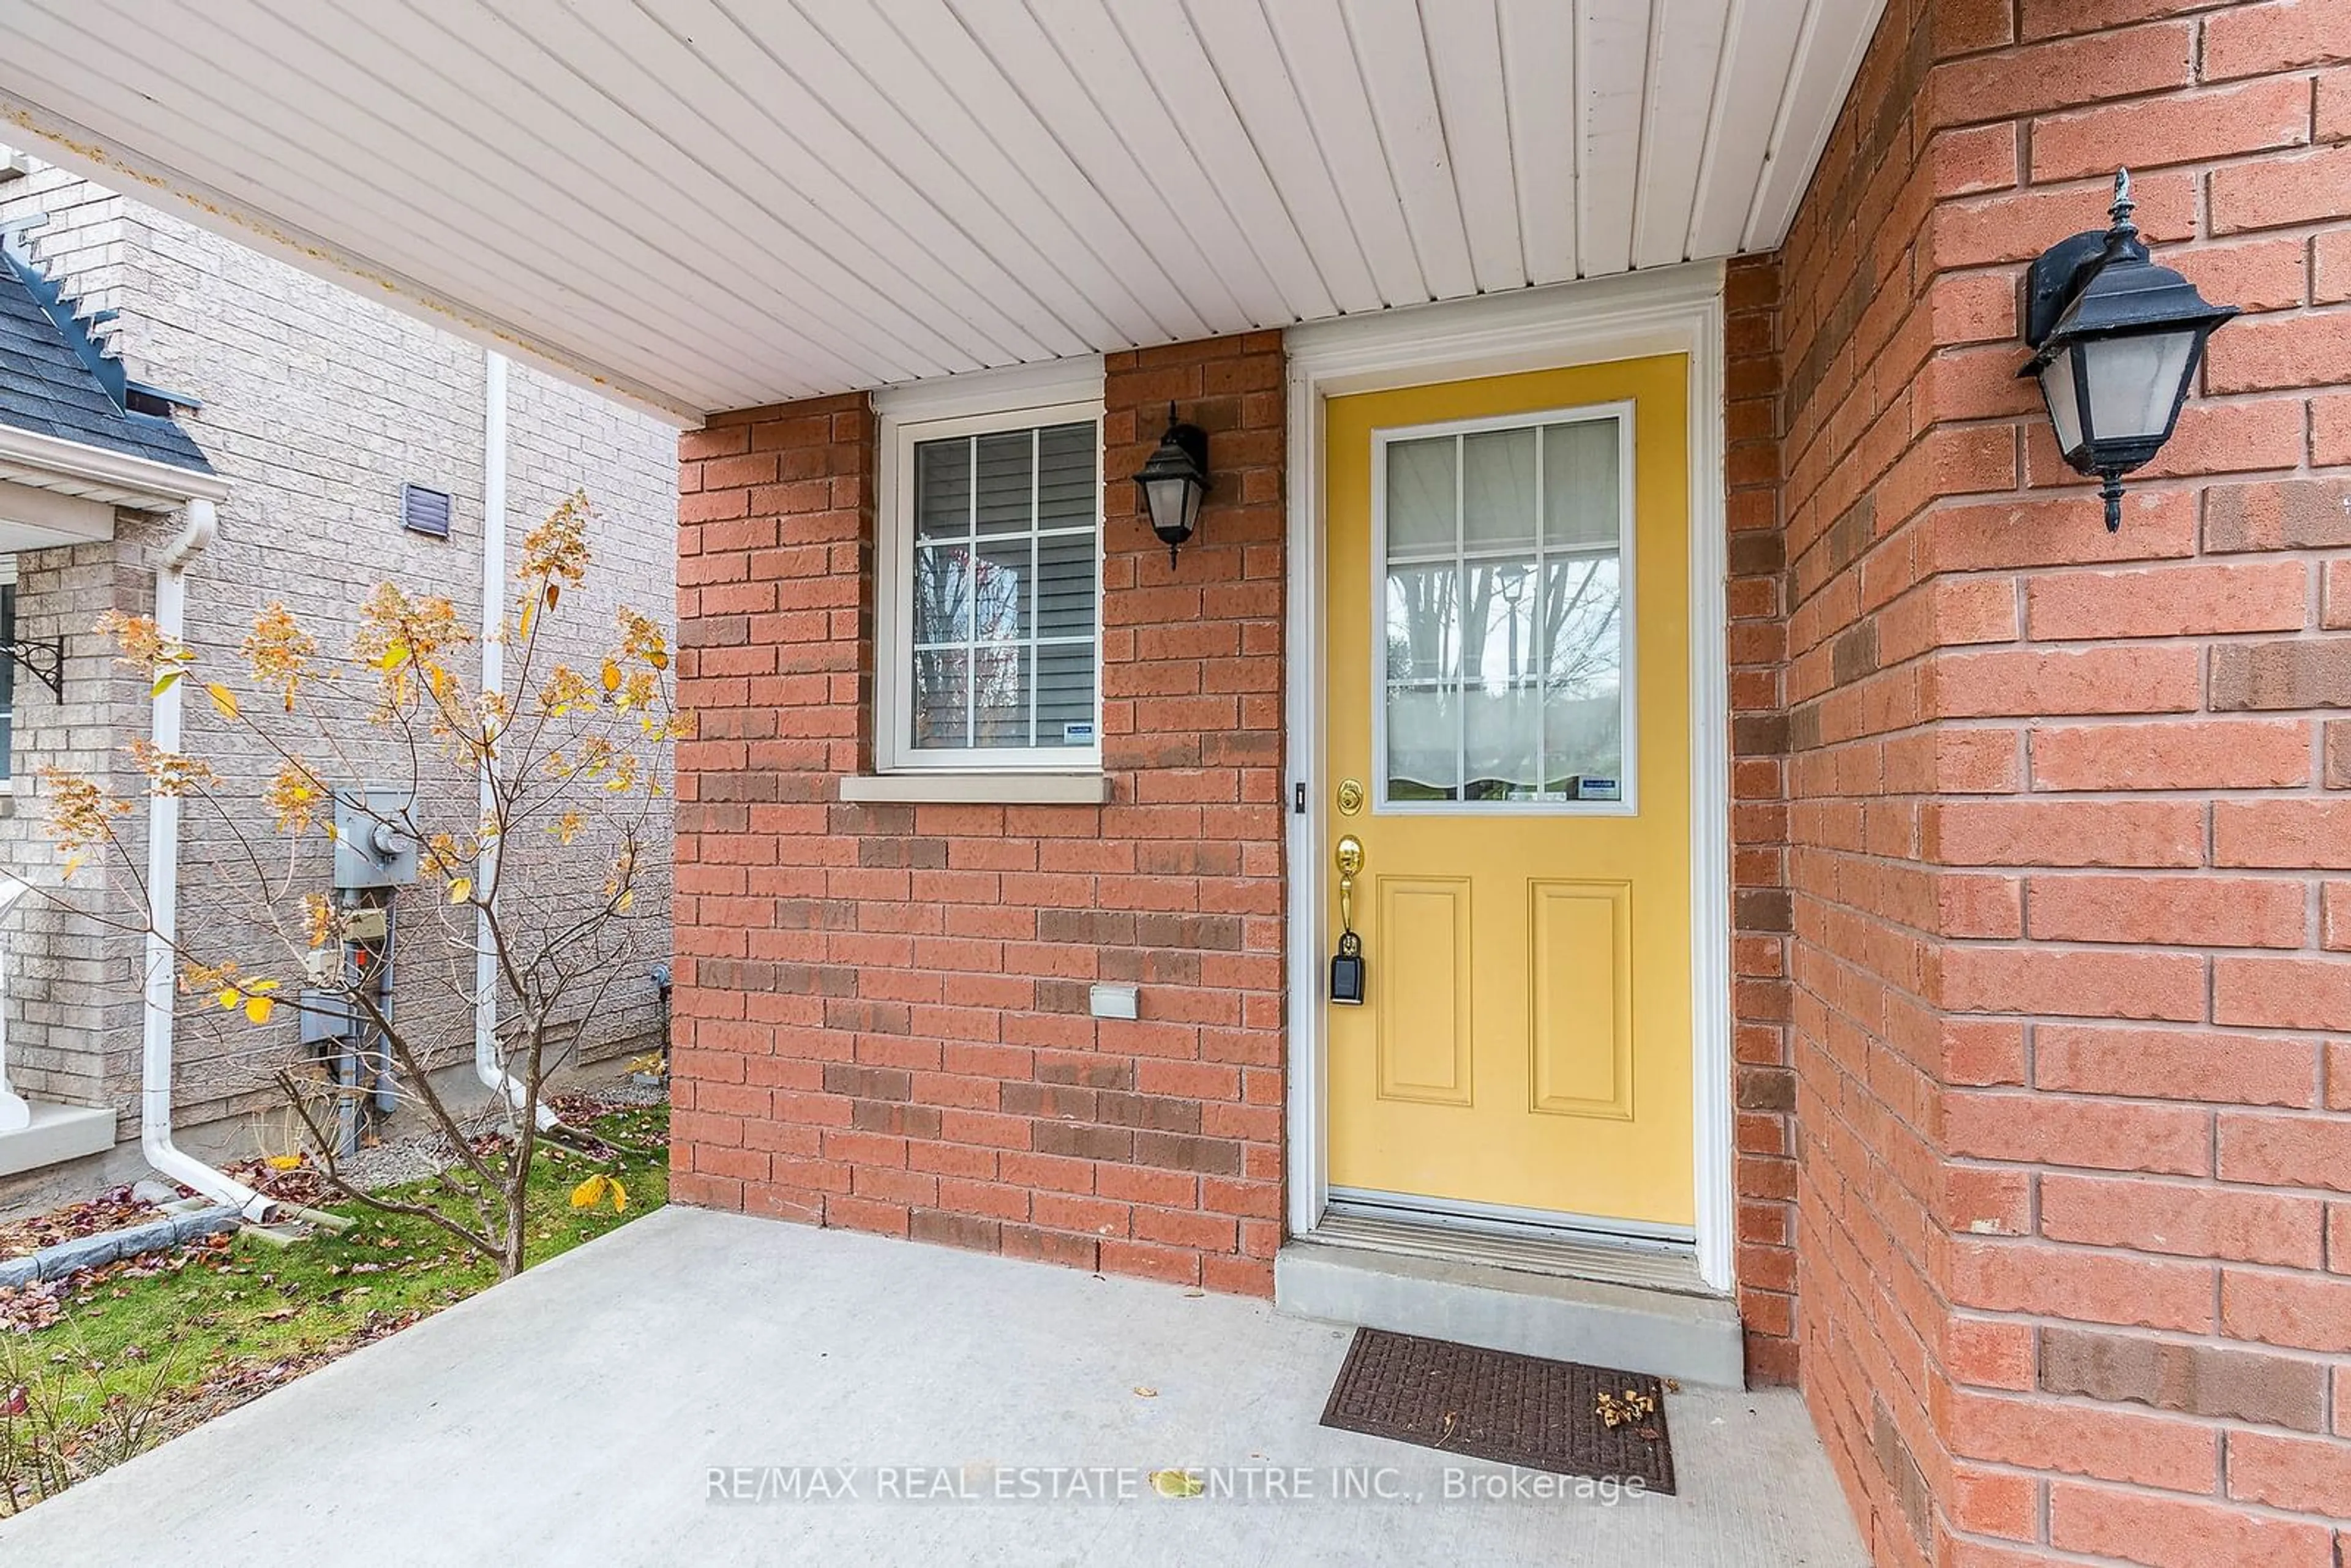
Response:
1275,1230,1747,1389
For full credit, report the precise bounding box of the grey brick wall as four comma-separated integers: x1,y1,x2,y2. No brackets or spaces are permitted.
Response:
0,156,678,1160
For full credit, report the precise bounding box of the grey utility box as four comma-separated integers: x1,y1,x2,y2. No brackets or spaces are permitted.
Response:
297,988,359,1045
332,787,421,889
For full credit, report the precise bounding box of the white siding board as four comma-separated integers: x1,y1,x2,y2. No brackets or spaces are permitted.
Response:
1104,0,1339,322
234,0,845,397
1743,0,1876,251
1181,0,1383,317
1632,0,1733,271
1576,0,1652,280
429,0,992,375
576,0,1092,360
1498,0,1578,287
1015,0,1292,327
943,0,1256,332
1422,0,1527,295
311,0,929,389
1685,0,1809,261
269,0,915,391
1261,0,1430,307
658,0,1148,348
18,2,786,405
868,0,1215,344
0,0,1888,412
1343,0,1478,301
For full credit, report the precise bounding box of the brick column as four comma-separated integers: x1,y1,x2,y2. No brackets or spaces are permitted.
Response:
672,338,1286,1294
1782,2,2351,1565
1725,253,1801,1386
669,391,871,1220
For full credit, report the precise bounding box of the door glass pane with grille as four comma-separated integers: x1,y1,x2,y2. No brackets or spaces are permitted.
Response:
1379,413,1627,808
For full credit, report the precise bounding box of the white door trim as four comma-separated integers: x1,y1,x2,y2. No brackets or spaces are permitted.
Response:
1280,261,1735,1295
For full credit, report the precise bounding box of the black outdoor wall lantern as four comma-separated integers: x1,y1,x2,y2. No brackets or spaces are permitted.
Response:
2019,169,2239,531
1131,403,1210,566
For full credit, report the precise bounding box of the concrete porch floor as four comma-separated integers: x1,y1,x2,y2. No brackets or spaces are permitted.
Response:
0,1206,1864,1567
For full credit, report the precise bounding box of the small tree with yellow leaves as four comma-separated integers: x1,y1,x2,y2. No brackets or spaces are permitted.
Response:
32,493,681,1278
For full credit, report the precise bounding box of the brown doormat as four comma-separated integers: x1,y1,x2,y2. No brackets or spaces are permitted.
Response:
1319,1327,1676,1493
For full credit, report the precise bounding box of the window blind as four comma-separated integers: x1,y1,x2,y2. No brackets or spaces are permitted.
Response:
908,419,1098,752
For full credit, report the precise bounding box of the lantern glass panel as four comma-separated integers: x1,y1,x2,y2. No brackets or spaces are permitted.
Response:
2081,328,2199,443
2036,344,2085,461
1142,474,1199,540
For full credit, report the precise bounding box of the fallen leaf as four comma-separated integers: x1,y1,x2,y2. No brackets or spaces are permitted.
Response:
1149,1469,1203,1499
1133,1386,1158,1398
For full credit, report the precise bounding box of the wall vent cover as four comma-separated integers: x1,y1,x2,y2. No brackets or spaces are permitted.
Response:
401,483,452,539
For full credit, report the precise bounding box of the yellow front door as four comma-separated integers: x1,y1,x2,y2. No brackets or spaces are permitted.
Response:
1323,354,1693,1229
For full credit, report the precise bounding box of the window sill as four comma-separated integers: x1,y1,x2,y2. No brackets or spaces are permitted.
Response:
839,773,1112,806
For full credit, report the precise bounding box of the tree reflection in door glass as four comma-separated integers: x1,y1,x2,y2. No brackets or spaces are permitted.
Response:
1382,413,1625,805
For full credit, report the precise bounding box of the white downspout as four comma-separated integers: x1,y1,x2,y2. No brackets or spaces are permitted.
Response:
0,877,34,1132
476,352,555,1131
141,498,271,1220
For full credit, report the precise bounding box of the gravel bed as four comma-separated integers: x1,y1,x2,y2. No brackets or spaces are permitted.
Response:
591,1077,669,1108
303,1081,670,1193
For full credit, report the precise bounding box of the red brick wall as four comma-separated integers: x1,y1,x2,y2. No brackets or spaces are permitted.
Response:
1727,253,1802,1386
670,335,1288,1294
1779,2,2351,1564
1778,7,1950,1556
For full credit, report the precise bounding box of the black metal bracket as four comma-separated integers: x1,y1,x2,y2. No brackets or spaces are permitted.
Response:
2020,228,2110,349
0,637,64,699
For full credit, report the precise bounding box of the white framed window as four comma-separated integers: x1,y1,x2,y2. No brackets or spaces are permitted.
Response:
1372,401,1637,816
873,366,1104,777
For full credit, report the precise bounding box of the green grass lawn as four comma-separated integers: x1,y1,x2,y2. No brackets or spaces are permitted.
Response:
1,1101,668,1513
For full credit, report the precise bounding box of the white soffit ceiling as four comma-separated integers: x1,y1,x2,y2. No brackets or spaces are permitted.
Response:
0,0,1881,419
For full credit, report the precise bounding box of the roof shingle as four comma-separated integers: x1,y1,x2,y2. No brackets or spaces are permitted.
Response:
0,248,211,473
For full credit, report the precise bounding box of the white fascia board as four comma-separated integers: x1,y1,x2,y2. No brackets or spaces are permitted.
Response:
0,424,231,507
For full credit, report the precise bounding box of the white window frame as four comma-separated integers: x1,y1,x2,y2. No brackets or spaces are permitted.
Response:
1369,400,1638,818
871,362,1106,779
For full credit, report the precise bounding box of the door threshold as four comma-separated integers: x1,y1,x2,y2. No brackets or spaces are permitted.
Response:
1277,1224,1745,1388
1310,1206,1712,1297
